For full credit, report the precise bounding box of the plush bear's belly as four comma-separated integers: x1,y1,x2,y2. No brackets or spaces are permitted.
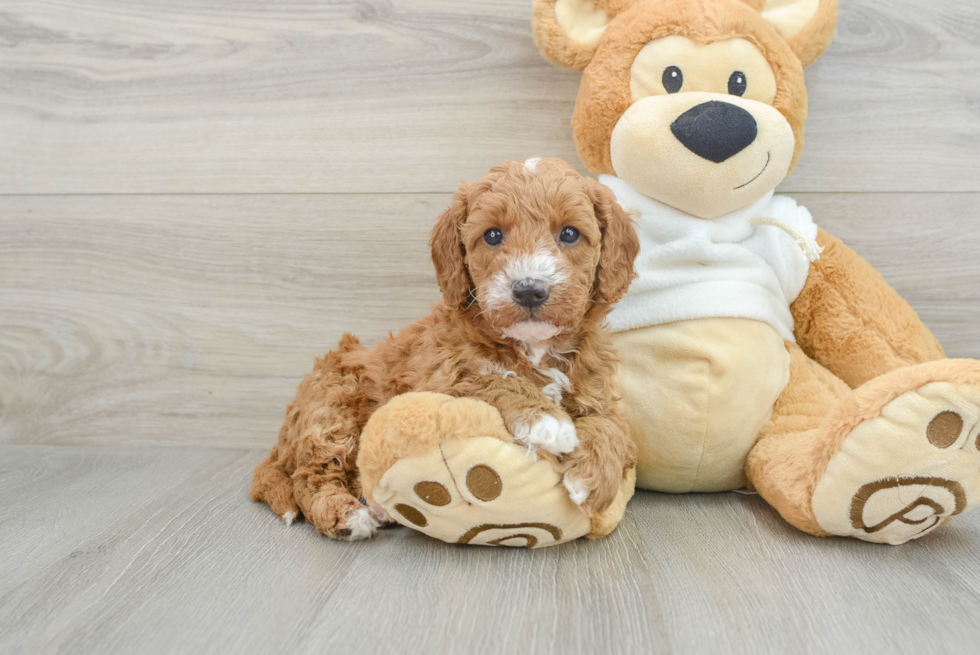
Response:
613,318,791,492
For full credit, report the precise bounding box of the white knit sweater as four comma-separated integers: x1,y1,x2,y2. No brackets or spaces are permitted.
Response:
601,175,818,342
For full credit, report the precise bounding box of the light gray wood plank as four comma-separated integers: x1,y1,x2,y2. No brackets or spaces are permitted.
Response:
2,192,979,449
0,445,250,595
1,444,978,655
0,0,977,194
791,0,980,192
0,193,444,448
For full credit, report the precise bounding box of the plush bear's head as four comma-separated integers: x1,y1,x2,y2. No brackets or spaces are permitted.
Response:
533,0,838,218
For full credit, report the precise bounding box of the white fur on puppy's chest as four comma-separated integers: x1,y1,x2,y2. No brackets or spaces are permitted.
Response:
539,367,571,404
514,338,572,404
503,321,562,345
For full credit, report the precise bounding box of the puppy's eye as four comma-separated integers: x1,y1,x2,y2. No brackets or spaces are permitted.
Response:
662,66,683,94
483,228,503,246
728,71,747,97
559,226,580,245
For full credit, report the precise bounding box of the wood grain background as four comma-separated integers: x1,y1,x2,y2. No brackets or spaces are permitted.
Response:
1,0,978,194
2,1,979,653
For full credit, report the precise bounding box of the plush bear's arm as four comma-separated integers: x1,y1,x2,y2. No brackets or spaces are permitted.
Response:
790,228,945,388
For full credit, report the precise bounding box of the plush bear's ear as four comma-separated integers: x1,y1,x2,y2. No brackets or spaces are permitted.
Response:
756,0,839,68
533,0,639,71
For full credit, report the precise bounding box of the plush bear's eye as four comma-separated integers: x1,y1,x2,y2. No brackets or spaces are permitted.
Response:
483,228,503,246
728,71,747,97
662,66,683,94
559,226,580,244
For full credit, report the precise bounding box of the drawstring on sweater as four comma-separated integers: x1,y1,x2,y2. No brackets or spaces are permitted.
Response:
622,208,823,262
749,216,823,262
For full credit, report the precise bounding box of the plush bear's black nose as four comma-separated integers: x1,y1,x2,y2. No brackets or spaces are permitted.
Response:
670,101,758,163
512,279,550,309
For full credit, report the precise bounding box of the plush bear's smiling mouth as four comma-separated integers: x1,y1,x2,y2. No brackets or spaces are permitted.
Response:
734,152,771,190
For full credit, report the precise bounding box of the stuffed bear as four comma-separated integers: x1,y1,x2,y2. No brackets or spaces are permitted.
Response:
531,0,980,544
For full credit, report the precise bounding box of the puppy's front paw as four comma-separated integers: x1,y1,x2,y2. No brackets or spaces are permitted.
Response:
367,503,396,528
308,494,380,541
563,475,590,506
513,414,578,456
560,455,622,514
341,507,381,541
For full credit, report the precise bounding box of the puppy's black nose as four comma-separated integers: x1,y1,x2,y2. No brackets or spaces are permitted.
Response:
670,101,758,163
512,278,550,309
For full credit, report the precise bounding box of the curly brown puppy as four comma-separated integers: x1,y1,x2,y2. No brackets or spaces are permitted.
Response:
251,158,639,540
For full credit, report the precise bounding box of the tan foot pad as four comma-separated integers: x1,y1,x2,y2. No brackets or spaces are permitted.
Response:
813,381,980,545
371,436,590,548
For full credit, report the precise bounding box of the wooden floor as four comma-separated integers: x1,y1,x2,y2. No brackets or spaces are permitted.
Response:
2,1,980,653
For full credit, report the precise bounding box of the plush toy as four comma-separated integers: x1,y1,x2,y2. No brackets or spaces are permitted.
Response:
531,0,980,544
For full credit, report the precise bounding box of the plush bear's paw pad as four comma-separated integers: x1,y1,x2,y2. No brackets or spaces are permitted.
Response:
371,436,591,547
563,476,590,506
513,414,578,456
813,381,980,545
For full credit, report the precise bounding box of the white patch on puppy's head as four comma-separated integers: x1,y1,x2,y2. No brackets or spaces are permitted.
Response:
524,157,542,174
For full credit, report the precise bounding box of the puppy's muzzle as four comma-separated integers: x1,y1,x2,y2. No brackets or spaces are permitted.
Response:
511,278,550,309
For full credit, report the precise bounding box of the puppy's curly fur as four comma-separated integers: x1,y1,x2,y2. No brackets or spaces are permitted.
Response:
251,158,639,540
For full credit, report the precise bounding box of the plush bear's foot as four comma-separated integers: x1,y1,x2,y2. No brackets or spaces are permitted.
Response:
372,435,592,547
357,393,635,547
811,362,980,544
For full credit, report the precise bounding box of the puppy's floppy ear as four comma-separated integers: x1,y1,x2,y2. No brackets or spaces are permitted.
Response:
429,183,473,308
588,179,639,311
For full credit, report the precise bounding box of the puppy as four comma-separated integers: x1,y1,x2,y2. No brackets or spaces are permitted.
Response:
251,158,640,540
